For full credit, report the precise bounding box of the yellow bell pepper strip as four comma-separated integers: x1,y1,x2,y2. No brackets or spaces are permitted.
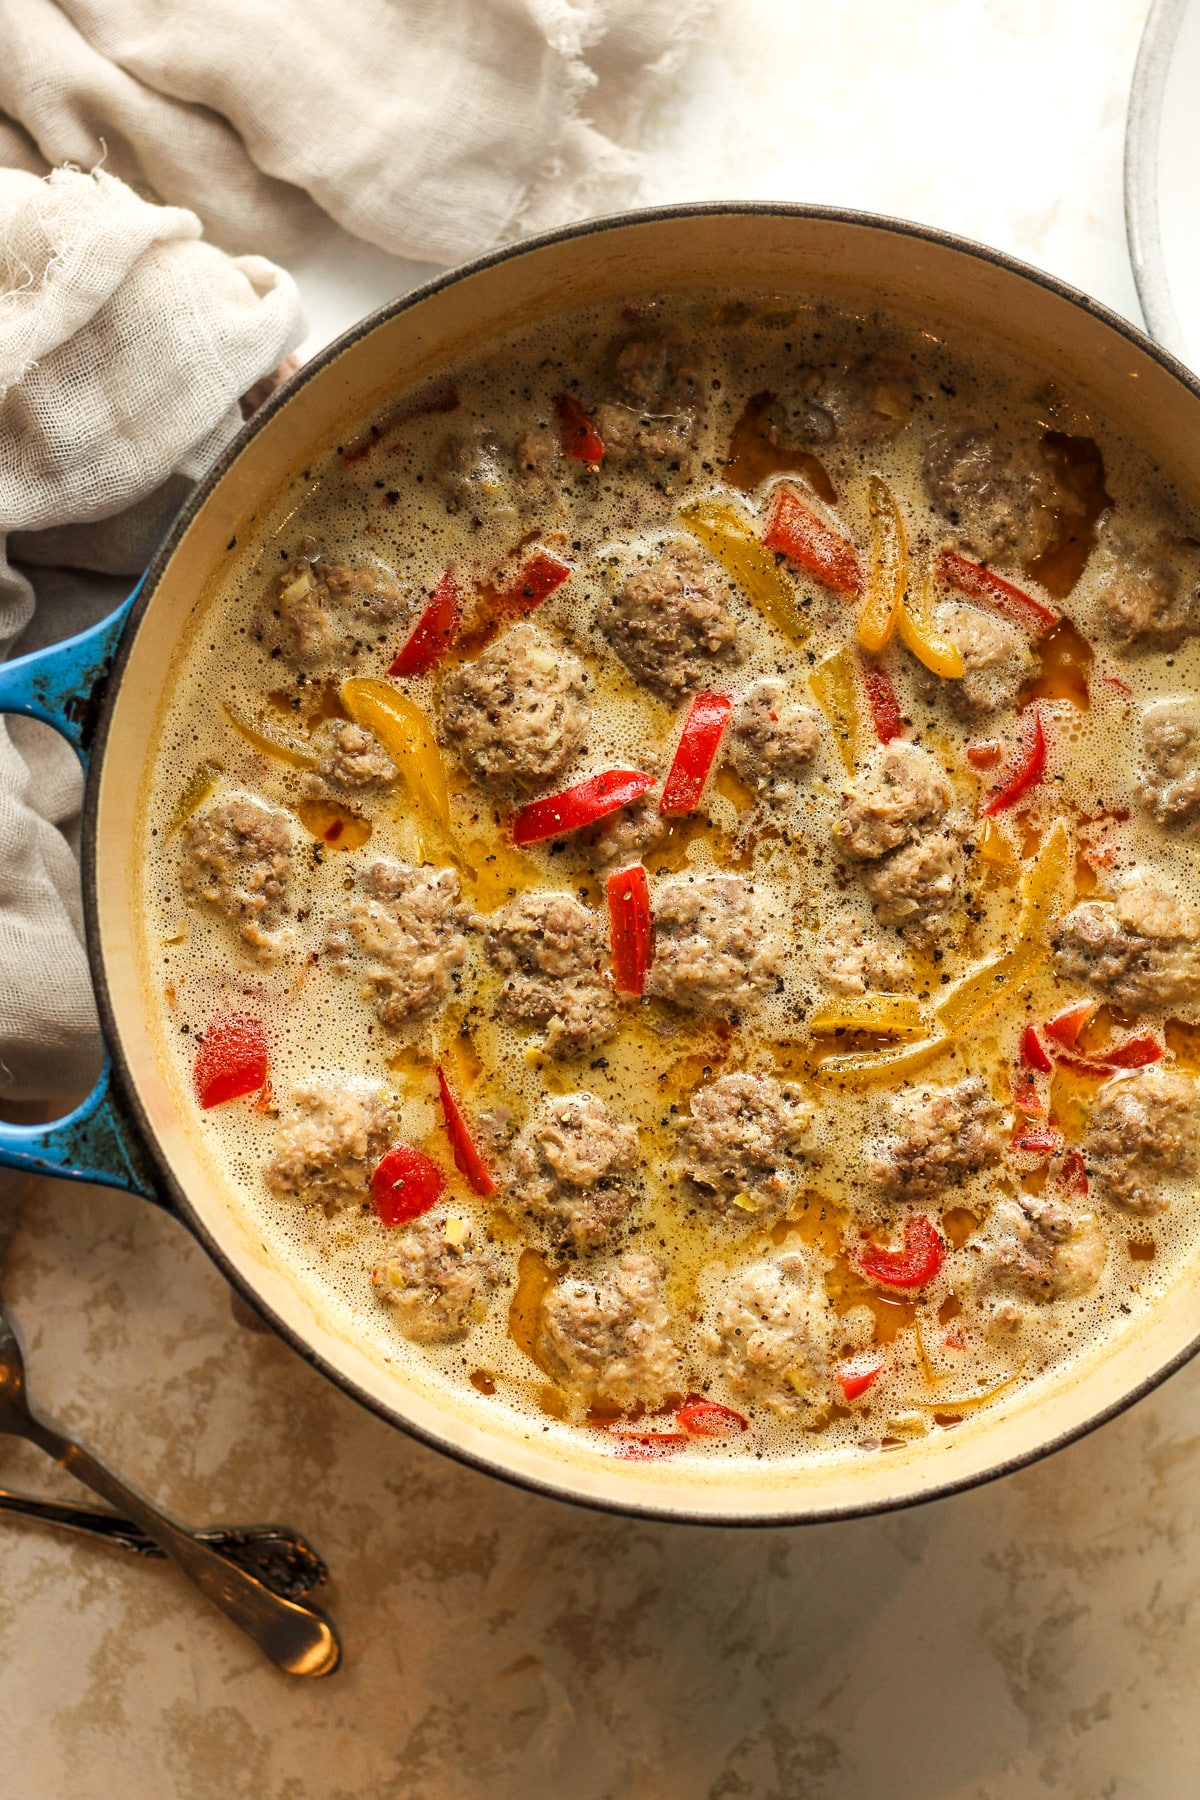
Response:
764,487,865,596
896,564,965,680
808,645,860,772
813,1034,951,1085
679,494,811,643
817,824,1071,1085
222,706,317,769
166,759,222,835
934,822,1071,1035
808,993,926,1038
340,677,451,836
856,474,908,652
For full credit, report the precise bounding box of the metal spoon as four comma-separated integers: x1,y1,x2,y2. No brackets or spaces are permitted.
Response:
0,1302,339,1676
0,1484,327,1599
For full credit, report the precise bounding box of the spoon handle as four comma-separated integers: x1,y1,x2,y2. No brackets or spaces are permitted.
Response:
19,1411,340,1677
0,1487,327,1597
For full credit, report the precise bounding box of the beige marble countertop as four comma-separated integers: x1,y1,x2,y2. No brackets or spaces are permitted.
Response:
3,3,1189,1795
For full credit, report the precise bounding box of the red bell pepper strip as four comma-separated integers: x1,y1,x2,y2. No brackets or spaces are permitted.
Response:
837,1354,885,1402
857,1215,945,1290
497,551,572,614
511,770,655,846
966,740,1003,770
1051,1052,1115,1080
763,488,865,596
436,1066,497,1197
1021,1023,1054,1074
371,1144,446,1225
389,569,461,677
660,691,733,814
1011,1070,1046,1118
935,549,1059,636
861,664,904,744
1096,1032,1164,1069
1044,1001,1094,1049
194,1014,268,1108
607,863,653,996
1059,1148,1089,1197
1012,1124,1063,1157
675,1398,747,1438
980,704,1048,817
555,393,605,465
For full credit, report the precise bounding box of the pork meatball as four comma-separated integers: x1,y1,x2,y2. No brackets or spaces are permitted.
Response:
259,554,406,670
604,330,703,413
598,540,740,701
180,796,291,959
1051,869,1200,1017
1095,537,1198,653
935,600,1034,715
264,1079,395,1208
574,794,666,875
790,353,916,446
486,892,615,1056
440,622,591,796
373,1215,501,1343
1139,699,1200,837
818,914,909,996
306,720,397,797
507,1092,639,1247
922,422,1079,564
834,744,953,861
678,1073,814,1226
539,1253,682,1412
433,431,514,517
860,828,963,939
705,1252,833,1419
646,875,784,1015
727,680,821,801
869,1076,1005,1198
325,861,470,1026
1085,1066,1200,1213
966,1195,1106,1305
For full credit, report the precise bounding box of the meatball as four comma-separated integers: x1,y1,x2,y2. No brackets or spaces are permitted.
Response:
373,1215,501,1343
433,431,515,517
922,422,1079,563
1139,699,1200,836
705,1253,833,1419
598,540,740,701
965,1195,1106,1309
307,720,397,796
646,875,784,1015
834,744,953,862
440,622,591,797
861,828,962,939
935,600,1034,714
1095,537,1198,653
539,1253,682,1411
818,913,909,996
325,860,469,1026
789,353,916,446
180,796,291,959
260,554,406,670
507,1092,639,1247
486,891,615,1056
727,680,821,801
264,1079,395,1208
678,1072,814,1226
869,1076,1005,1197
513,424,559,498
593,403,696,481
604,330,703,413
1051,869,1200,1017
574,794,666,875
1085,1066,1200,1213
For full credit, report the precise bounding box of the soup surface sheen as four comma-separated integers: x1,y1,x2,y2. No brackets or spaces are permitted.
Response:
138,293,1200,1466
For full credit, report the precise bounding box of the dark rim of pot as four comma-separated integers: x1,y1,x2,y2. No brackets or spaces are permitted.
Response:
80,199,1200,1528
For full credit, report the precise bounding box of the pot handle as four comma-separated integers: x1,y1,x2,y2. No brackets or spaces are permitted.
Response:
0,591,167,1207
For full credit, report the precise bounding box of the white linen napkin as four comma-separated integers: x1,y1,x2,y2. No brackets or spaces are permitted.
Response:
0,1,711,1099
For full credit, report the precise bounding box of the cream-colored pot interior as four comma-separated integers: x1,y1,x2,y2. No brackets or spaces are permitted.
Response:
90,207,1200,1522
